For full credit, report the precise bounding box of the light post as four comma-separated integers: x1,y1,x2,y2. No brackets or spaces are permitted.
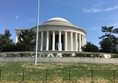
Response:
35,0,40,65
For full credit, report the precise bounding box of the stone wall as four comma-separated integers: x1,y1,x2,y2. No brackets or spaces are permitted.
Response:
0,57,118,64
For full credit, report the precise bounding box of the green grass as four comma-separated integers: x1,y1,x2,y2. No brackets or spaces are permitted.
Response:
0,63,118,83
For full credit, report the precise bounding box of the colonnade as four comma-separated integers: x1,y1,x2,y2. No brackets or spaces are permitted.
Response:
39,31,86,51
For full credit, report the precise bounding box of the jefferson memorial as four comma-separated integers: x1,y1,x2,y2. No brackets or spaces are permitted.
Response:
15,17,86,52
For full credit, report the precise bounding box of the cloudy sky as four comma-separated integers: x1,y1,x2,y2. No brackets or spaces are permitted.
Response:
0,0,118,46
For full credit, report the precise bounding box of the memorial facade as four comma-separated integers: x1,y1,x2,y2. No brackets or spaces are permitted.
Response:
15,17,86,52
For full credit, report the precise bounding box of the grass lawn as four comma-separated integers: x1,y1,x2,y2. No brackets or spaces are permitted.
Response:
0,63,118,83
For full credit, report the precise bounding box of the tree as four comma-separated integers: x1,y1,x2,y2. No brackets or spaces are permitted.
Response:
17,29,36,51
0,30,14,52
99,26,118,53
82,42,99,52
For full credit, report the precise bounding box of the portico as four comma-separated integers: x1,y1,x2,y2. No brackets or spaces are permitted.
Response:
38,30,86,52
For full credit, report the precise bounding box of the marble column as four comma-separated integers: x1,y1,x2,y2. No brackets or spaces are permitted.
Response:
70,32,73,51
64,31,67,51
40,32,43,51
46,31,49,51
83,36,86,45
52,31,55,51
75,33,78,51
79,33,82,51
58,31,62,51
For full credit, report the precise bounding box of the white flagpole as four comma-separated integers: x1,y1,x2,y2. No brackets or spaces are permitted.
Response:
35,0,40,65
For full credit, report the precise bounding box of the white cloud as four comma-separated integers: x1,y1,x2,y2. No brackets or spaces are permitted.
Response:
83,8,102,13
83,5,118,13
106,5,118,11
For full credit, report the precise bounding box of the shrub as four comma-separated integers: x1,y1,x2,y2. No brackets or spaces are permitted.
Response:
0,54,4,57
6,53,19,57
75,53,101,57
62,53,72,57
53,53,58,57
75,53,85,57
32,53,41,57
19,53,32,57
85,54,91,57
111,54,118,58
37,53,49,57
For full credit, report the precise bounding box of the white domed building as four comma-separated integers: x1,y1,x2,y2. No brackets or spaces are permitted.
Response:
15,17,86,52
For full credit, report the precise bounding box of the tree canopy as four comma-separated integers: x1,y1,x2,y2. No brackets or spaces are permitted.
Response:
0,30,15,52
17,29,36,51
99,26,118,53
82,42,99,52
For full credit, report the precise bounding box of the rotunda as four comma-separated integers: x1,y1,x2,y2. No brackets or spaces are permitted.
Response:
32,17,86,51
15,17,86,52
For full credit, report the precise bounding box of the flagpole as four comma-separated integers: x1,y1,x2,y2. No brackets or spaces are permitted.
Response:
35,0,40,65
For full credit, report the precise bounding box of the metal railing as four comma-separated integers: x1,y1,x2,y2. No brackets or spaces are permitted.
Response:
0,68,118,83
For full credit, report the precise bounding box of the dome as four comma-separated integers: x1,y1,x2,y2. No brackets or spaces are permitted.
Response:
31,17,86,34
47,17,69,23
41,17,76,27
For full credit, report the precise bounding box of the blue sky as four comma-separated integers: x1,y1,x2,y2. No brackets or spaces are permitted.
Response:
0,0,118,47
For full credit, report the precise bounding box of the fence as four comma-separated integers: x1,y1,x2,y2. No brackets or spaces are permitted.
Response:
0,68,118,83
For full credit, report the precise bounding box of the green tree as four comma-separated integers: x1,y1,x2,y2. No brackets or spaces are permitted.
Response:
0,30,14,52
17,29,36,51
82,42,99,52
99,26,118,53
